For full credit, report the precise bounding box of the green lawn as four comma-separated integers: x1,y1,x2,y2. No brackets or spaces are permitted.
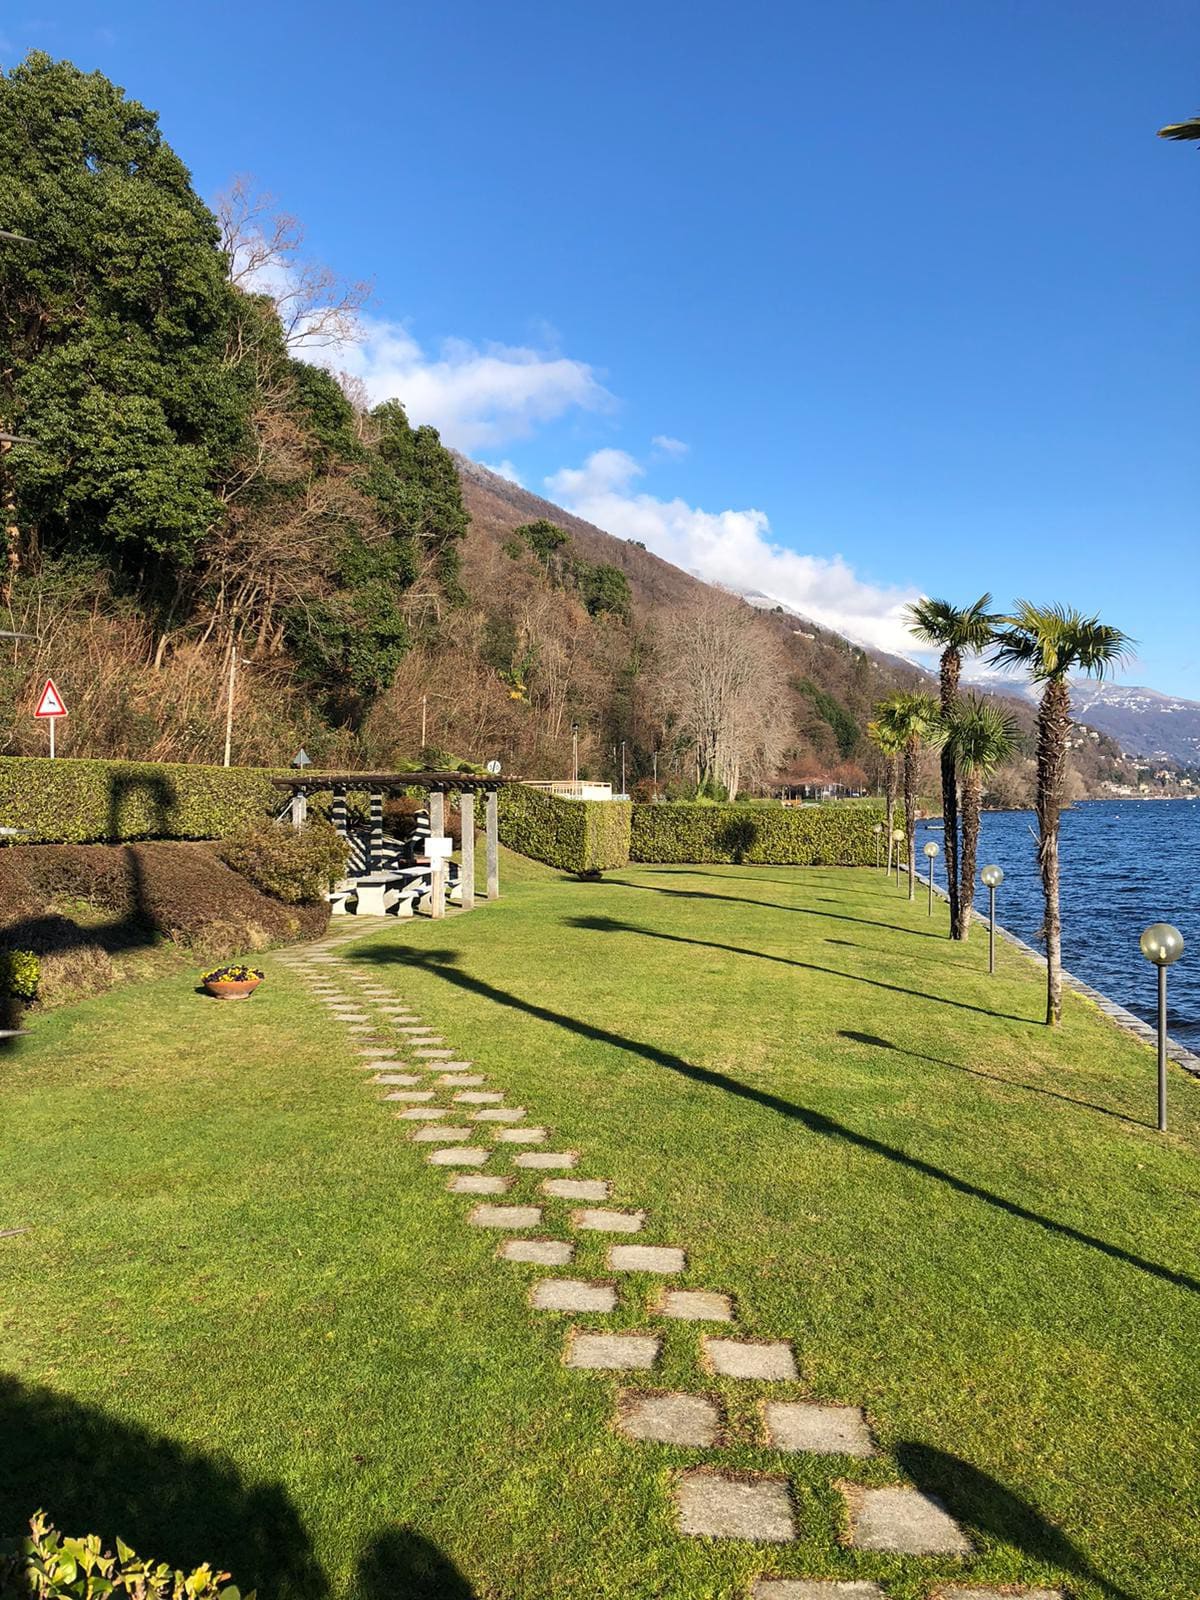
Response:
2,856,1197,1600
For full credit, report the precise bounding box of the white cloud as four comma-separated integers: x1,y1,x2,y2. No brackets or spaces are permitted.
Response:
332,317,614,451
651,434,689,458
545,450,920,656
480,458,525,486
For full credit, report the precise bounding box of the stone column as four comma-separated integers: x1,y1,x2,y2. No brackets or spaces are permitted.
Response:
429,788,446,919
460,791,476,910
368,789,384,874
289,789,308,831
331,786,347,839
485,788,500,901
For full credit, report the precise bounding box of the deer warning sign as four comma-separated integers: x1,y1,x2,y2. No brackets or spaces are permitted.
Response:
34,679,67,719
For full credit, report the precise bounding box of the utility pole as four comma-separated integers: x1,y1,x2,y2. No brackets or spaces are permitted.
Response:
653,749,659,798
572,721,579,784
620,740,627,796
223,645,250,768
421,693,428,749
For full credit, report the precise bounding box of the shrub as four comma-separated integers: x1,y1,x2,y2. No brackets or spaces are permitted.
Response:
0,948,39,999
497,786,631,874
629,801,887,865
0,756,279,844
217,820,348,904
0,1511,252,1600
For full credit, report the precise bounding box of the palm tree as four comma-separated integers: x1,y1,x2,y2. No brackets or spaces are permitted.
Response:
873,691,943,899
867,717,904,873
905,595,999,939
991,603,1130,1025
944,697,1020,938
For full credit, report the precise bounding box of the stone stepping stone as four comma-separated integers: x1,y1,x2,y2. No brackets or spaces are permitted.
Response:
358,1049,402,1060
495,1126,547,1143
396,1106,452,1120
411,1126,473,1143
448,1174,513,1195
468,1204,542,1229
573,1208,644,1234
617,1389,720,1447
752,1582,886,1599
705,1338,796,1381
397,1025,435,1033
330,1011,368,1020
427,1146,489,1166
439,1073,485,1086
373,1073,421,1086
938,1590,1063,1600
566,1331,660,1371
514,1150,577,1169
383,1089,438,1102
675,1471,795,1543
453,1091,504,1104
433,1060,474,1070
499,1237,574,1265
659,1289,735,1323
531,1278,617,1313
414,1048,453,1058
844,1486,970,1555
764,1402,874,1457
609,1244,686,1274
543,1178,610,1202
472,1107,525,1122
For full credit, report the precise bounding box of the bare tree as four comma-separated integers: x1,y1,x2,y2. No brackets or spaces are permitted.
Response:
216,175,372,353
658,594,788,799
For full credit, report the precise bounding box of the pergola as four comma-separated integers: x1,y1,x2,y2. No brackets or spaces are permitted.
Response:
270,770,508,916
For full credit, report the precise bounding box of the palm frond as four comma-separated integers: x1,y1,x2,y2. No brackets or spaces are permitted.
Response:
1158,116,1200,143
988,601,1131,682
904,593,998,653
945,695,1021,776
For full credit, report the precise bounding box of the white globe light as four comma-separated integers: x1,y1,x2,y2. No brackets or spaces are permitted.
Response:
1140,923,1184,968
923,841,939,858
981,865,1004,889
892,827,905,842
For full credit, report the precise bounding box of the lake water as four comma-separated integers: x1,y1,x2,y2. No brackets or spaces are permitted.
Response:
914,798,1200,1049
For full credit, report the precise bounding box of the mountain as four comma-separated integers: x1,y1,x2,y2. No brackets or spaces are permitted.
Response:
966,672,1200,768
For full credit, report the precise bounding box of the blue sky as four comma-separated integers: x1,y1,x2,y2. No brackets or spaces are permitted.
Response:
4,2,1198,688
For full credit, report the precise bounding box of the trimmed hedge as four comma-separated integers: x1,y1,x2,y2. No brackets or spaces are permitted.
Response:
497,786,632,875
630,802,888,865
0,756,280,843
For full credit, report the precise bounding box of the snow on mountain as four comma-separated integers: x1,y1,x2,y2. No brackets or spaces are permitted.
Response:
965,671,1200,765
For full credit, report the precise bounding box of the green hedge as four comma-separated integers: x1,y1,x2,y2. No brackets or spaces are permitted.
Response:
497,786,632,874
0,756,280,843
629,802,888,865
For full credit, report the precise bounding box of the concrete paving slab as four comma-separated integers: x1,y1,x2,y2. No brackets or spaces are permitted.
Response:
448,1175,514,1194
495,1127,547,1143
513,1150,577,1169
468,1204,542,1229
616,1390,720,1447
426,1146,490,1166
543,1178,611,1201
531,1279,617,1313
498,1238,575,1265
845,1486,971,1555
764,1402,874,1456
609,1244,686,1274
453,1091,504,1104
383,1089,438,1102
566,1331,660,1370
472,1107,526,1122
752,1582,886,1599
573,1208,645,1233
411,1126,473,1143
675,1472,795,1542
659,1289,734,1322
705,1338,797,1381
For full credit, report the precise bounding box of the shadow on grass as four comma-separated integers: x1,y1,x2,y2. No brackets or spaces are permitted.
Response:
572,913,1035,1025
362,946,1200,1298
0,1376,477,1600
838,1029,1142,1128
607,874,952,941
895,1442,1135,1600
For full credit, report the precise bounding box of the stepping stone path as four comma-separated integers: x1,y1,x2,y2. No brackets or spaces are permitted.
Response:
278,932,983,1590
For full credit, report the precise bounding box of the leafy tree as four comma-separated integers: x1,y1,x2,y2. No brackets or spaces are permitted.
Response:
366,400,468,594
512,519,570,565
905,595,999,939
579,561,632,622
991,603,1130,1024
0,53,245,591
944,697,1019,937
798,678,860,759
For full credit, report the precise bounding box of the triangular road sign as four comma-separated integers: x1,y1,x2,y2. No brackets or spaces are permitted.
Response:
34,678,67,718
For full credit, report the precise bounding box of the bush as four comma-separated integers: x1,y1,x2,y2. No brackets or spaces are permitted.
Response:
629,801,887,865
0,1511,251,1600
497,787,631,875
217,820,348,904
0,756,280,844
0,948,39,999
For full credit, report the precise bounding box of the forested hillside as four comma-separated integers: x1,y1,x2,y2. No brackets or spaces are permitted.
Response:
0,52,1143,802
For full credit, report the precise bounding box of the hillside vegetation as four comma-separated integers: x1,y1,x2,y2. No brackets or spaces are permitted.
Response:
0,52,1139,802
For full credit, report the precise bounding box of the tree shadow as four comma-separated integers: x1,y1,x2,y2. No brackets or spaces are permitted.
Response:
895,1441,1136,1600
0,1374,327,1600
354,1527,476,1600
360,945,1200,1297
607,874,950,940
570,913,1035,1025
837,1030,1141,1127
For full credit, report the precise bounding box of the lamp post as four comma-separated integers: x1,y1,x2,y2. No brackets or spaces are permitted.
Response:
1139,923,1184,1133
872,822,883,869
620,739,627,797
891,827,905,886
222,647,252,768
981,865,1004,975
923,840,939,914
572,721,579,785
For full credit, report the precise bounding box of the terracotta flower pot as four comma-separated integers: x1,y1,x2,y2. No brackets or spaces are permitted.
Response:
204,977,261,1001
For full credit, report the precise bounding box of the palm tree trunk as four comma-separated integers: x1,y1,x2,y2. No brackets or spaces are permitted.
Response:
903,743,918,899
885,756,898,872
940,649,962,938
1036,677,1070,1025
959,770,981,938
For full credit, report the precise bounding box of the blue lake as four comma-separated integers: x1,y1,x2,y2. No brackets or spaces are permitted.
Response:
914,798,1200,1049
